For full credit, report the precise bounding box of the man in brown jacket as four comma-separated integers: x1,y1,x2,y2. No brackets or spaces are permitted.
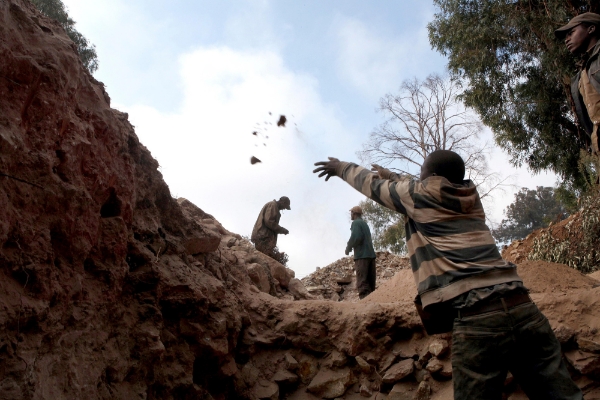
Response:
251,196,290,256
556,13,600,156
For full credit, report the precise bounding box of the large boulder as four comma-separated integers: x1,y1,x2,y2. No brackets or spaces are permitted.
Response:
288,278,311,300
383,359,415,384
252,251,292,288
253,379,279,400
247,263,271,293
307,368,355,399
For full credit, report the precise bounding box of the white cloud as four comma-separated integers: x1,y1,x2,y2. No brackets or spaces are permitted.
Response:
122,46,365,278
333,14,438,100
486,139,558,225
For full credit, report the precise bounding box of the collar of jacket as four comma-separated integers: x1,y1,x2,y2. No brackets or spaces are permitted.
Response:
584,41,600,69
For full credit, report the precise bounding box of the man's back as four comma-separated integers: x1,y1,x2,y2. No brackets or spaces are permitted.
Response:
347,217,376,259
313,154,582,400
336,162,520,307
251,200,280,242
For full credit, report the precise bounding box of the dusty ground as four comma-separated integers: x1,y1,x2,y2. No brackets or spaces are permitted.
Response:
1,1,599,399
299,256,600,399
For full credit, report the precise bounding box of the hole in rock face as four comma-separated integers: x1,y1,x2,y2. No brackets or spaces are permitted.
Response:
54,149,70,182
126,251,149,272
193,354,216,385
55,149,66,162
193,353,231,396
50,225,71,263
100,188,122,218
83,258,95,271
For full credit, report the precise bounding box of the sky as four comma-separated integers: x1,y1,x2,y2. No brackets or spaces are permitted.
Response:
62,0,557,278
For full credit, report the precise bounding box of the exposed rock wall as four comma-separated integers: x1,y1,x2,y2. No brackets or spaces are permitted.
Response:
0,1,247,398
1,2,599,400
0,2,429,399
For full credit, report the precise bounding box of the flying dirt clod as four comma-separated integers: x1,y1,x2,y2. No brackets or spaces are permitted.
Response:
277,115,287,127
250,156,262,165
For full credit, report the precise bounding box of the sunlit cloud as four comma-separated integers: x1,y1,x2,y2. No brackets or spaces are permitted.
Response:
122,46,365,277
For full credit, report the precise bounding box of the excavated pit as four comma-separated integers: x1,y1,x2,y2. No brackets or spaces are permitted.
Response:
0,1,599,399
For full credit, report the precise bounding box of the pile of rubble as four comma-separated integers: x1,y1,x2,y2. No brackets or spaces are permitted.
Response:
301,252,410,301
178,198,312,301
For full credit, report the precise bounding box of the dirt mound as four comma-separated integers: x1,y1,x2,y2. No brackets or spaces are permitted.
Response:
301,252,410,301
516,260,598,293
362,260,599,303
363,268,417,304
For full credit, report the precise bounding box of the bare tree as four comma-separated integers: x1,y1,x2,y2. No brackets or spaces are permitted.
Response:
358,74,510,202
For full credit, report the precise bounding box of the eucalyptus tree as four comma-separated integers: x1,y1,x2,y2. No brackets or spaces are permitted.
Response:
428,0,599,190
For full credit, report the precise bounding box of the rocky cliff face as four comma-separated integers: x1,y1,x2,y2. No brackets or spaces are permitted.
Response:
0,1,246,398
0,2,424,399
1,2,599,400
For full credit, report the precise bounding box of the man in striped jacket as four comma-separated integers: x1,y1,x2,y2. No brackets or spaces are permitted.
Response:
314,150,581,399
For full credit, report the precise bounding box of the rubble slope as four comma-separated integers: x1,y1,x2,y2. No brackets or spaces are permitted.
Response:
1,1,599,399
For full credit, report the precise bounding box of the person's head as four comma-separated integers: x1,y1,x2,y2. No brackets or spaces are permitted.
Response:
349,205,362,220
555,13,600,54
420,150,465,183
277,196,291,210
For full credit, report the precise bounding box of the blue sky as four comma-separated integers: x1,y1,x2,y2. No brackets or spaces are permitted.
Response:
62,0,556,277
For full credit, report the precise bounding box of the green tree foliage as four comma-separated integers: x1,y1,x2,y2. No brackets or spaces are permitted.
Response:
428,0,598,190
492,186,569,243
31,0,98,73
529,193,600,273
359,199,406,254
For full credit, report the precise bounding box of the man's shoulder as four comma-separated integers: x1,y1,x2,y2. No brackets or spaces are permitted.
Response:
591,41,600,58
354,218,370,229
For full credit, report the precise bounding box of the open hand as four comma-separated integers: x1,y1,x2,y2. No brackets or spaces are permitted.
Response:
313,157,341,181
371,164,384,178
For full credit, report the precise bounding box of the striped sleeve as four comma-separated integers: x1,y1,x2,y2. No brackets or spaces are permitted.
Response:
337,162,410,215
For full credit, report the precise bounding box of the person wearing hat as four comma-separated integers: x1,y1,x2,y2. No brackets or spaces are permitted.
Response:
314,151,582,399
346,205,377,299
251,196,290,258
556,12,600,156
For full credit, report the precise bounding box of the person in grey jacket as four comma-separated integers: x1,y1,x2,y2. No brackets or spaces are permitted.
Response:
556,12,600,155
346,205,376,299
251,197,290,256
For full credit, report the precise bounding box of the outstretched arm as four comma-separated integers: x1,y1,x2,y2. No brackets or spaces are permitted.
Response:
313,158,410,215
313,157,341,181
371,164,404,181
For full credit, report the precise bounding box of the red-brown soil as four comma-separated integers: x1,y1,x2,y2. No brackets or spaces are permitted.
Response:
1,1,599,399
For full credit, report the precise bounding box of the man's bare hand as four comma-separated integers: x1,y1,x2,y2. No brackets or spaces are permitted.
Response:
371,163,384,178
313,157,341,181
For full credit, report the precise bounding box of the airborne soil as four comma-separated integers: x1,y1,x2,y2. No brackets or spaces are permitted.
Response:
1,1,600,399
